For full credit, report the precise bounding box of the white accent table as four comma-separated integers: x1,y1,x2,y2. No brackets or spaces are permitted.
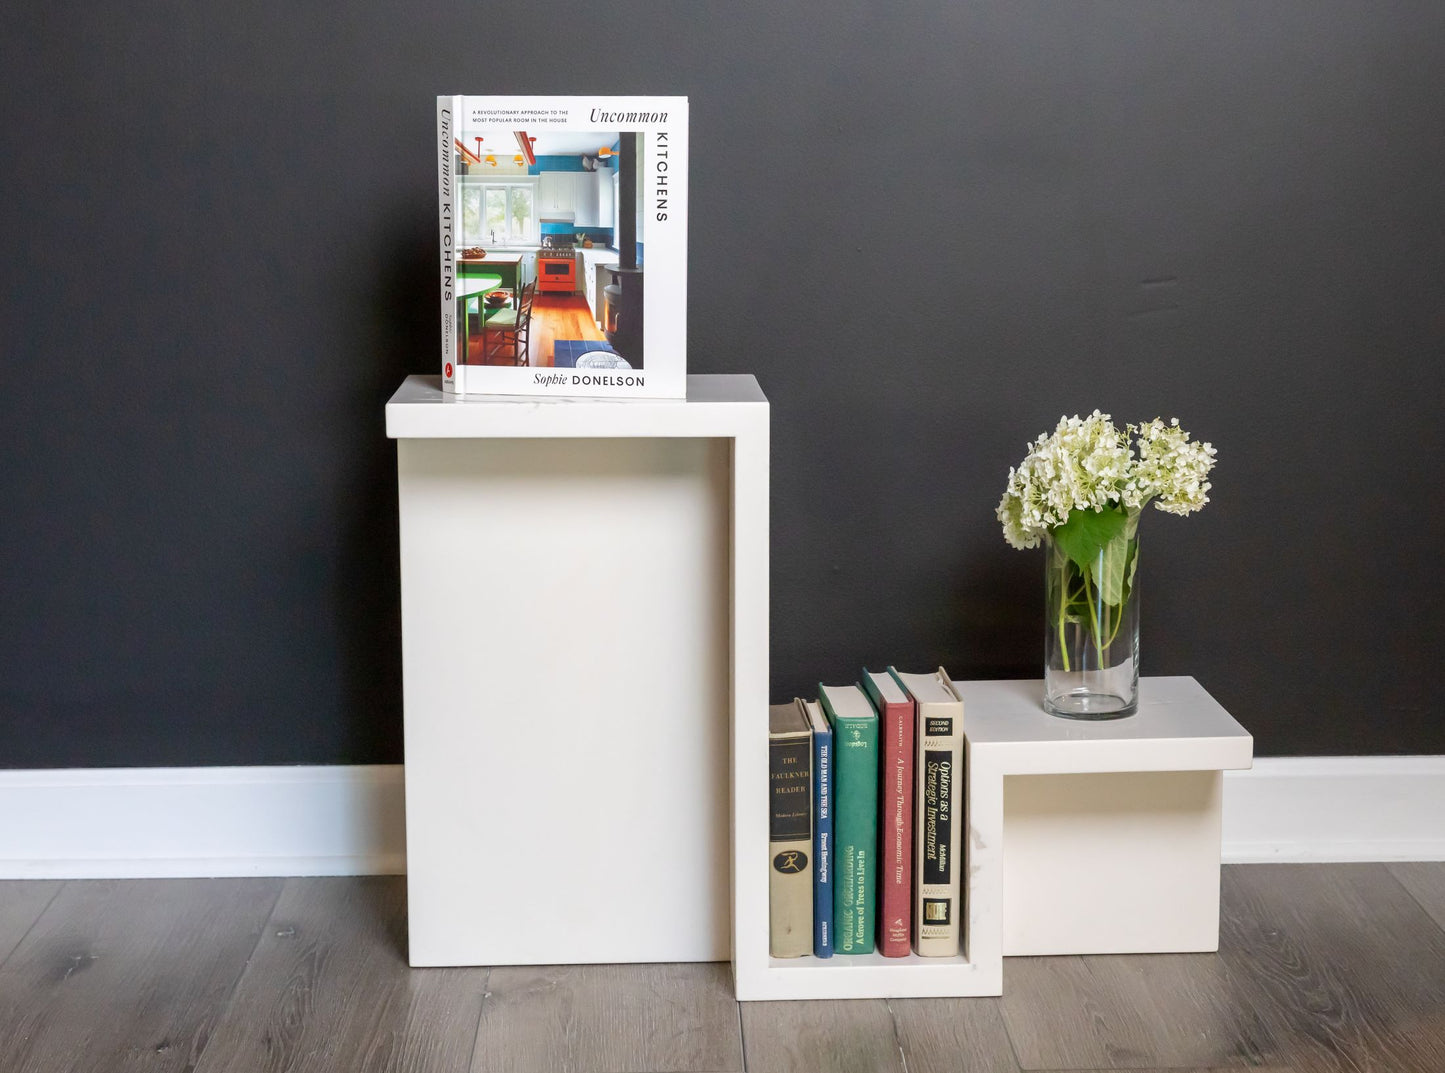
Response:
731,675,1252,1001
388,374,768,967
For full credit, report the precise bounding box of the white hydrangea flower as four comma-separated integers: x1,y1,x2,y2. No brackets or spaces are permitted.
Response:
997,412,1216,547
1131,417,1217,516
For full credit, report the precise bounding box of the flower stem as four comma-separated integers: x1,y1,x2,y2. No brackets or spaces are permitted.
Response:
1087,564,1107,670
1103,597,1125,649
1056,559,1072,672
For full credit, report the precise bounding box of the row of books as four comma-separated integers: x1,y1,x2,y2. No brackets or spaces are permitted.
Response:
769,667,964,959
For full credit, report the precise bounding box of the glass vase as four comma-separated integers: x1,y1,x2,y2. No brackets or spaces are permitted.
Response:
1043,523,1140,718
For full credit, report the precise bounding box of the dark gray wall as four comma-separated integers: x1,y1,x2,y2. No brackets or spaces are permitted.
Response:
3,3,1441,766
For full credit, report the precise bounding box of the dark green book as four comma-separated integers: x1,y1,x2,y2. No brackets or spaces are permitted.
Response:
817,682,879,955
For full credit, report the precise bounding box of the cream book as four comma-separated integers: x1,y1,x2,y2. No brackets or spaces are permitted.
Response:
890,667,965,957
768,700,813,958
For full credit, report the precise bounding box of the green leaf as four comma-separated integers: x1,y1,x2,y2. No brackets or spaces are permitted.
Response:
1116,527,1140,607
1093,532,1130,606
1050,507,1128,577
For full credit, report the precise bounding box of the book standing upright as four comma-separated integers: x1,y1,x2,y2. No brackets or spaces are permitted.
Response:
804,699,835,958
862,668,916,957
818,683,879,956
768,701,813,958
436,94,688,399
891,668,965,957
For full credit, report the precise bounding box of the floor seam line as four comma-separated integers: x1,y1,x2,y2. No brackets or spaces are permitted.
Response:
0,878,67,972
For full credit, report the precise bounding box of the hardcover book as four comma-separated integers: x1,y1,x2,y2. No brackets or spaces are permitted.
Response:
436,95,688,399
890,667,965,957
768,701,813,958
818,682,879,956
862,668,916,957
804,698,834,958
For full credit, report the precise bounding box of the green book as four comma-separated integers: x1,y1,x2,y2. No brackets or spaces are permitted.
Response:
818,682,879,955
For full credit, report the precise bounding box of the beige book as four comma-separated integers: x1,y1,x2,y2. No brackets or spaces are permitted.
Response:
891,668,965,957
769,700,814,957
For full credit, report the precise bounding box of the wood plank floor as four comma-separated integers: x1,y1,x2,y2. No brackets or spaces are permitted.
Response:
1,865,1443,1072
464,293,604,367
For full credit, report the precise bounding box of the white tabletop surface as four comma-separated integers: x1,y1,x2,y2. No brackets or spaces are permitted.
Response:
954,676,1253,774
386,374,768,439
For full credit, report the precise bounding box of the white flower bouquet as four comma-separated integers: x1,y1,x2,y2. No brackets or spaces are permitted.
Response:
997,411,1217,717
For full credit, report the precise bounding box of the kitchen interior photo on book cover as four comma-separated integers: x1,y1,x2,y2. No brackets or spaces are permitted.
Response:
453,122,647,373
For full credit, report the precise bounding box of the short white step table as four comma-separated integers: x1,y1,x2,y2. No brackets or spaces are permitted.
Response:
388,374,769,967
731,675,1253,1001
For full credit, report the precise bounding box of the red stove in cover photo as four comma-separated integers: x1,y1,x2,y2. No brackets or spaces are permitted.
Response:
536,236,578,294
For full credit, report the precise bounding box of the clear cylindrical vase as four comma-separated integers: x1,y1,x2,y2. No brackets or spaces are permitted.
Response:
1043,527,1140,718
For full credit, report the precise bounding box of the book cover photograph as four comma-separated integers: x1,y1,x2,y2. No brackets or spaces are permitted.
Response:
436,95,688,399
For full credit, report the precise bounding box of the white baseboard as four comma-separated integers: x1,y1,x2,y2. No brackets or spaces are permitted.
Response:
1222,756,1445,863
0,765,406,879
0,757,1441,878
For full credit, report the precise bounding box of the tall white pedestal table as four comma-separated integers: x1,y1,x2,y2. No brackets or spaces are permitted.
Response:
388,374,769,967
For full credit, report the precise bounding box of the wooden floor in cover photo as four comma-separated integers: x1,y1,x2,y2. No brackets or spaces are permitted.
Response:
463,293,604,367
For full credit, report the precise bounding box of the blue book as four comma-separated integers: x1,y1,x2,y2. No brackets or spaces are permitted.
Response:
803,698,834,957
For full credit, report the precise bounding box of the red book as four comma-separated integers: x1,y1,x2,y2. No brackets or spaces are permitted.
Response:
862,668,916,957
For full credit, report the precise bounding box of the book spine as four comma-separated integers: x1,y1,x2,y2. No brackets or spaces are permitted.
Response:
812,719,834,958
769,731,813,958
437,97,458,393
878,698,915,957
914,704,963,956
833,716,878,955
